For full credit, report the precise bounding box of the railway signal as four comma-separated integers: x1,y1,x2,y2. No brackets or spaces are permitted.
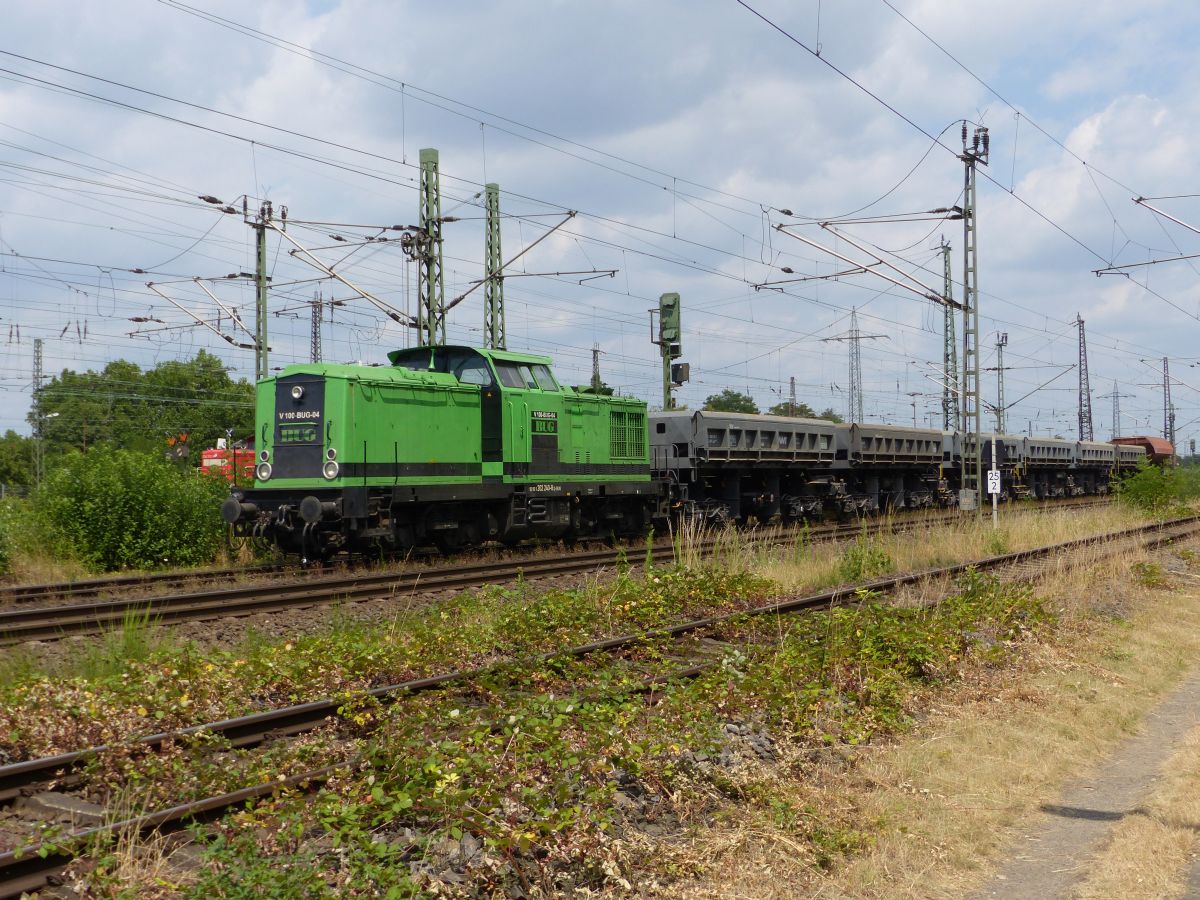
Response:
654,292,685,410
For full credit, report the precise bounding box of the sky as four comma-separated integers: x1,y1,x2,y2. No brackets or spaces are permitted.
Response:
3,0,1200,448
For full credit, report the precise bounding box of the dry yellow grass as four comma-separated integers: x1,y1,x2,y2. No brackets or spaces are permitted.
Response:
6,551,92,585
1070,724,1200,899
685,503,1151,596
662,532,1200,899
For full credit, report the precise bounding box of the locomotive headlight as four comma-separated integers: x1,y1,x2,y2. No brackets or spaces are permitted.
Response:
259,449,269,462
325,448,337,461
256,462,272,481
322,460,340,480
290,384,305,400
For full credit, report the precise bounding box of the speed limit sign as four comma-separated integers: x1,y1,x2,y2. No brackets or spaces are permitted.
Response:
987,469,1001,495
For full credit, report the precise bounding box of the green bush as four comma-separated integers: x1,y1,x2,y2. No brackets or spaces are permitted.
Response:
33,447,228,572
1115,461,1200,516
0,499,19,575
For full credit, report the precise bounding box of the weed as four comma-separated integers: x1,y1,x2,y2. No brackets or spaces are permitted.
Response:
985,528,1011,556
791,521,812,564
835,534,894,583
1131,561,1170,588
809,823,871,869
78,607,167,681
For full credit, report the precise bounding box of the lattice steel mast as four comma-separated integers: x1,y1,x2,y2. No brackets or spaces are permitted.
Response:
959,123,988,509
591,344,602,392
822,307,886,423
1164,357,1175,444
245,199,273,381
994,333,1008,433
309,292,322,364
1099,380,1134,440
1076,314,1093,441
484,182,506,349
941,240,959,430
417,148,445,347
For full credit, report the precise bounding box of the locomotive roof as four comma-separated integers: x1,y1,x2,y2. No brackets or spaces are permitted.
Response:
385,345,554,367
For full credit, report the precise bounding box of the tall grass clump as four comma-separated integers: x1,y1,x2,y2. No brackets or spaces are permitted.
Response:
1115,461,1200,517
33,446,228,572
835,532,894,583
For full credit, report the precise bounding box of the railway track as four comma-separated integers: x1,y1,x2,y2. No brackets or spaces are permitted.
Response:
0,495,1110,608
0,510,1191,897
0,500,1111,646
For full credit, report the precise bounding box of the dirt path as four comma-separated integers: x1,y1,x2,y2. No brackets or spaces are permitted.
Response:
976,669,1200,899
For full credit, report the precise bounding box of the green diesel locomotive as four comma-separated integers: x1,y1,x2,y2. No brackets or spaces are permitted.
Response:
222,345,660,558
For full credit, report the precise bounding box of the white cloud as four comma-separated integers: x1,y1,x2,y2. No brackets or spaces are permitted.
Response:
0,0,1199,433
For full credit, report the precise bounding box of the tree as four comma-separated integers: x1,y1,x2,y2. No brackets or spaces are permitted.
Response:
576,382,615,396
703,390,759,414
0,431,31,487
817,407,844,423
766,401,843,424
767,401,817,418
32,351,255,462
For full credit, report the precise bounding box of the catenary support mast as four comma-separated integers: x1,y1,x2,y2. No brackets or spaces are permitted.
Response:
484,182,506,349
960,123,988,511
250,200,272,381
994,333,1008,433
417,148,445,347
310,292,322,364
1099,380,1134,440
941,240,959,430
1164,357,1175,444
1076,314,1093,441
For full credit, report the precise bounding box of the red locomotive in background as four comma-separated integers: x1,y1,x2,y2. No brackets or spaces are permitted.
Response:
199,441,255,484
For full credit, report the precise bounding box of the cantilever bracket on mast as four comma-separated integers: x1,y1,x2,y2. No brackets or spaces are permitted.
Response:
443,210,578,316
775,223,964,311
266,220,416,327
146,282,259,351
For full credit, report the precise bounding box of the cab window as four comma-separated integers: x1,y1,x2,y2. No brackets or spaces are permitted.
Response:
453,356,495,387
495,361,525,388
532,364,559,391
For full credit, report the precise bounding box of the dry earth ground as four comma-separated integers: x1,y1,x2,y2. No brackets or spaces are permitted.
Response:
666,536,1200,899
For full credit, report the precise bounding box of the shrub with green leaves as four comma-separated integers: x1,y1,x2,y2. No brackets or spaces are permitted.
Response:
0,499,20,575
1115,461,1200,516
33,446,228,571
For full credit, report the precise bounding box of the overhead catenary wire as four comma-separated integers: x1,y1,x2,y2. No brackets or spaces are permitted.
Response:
0,17,1188,434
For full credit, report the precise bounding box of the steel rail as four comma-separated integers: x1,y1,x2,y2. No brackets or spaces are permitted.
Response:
0,502,1110,645
0,496,1108,608
1,512,1189,804
0,511,1190,898
0,561,294,605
